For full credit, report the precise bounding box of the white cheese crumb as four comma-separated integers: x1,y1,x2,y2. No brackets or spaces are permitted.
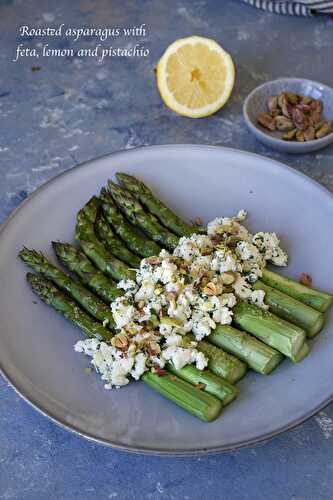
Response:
250,289,269,310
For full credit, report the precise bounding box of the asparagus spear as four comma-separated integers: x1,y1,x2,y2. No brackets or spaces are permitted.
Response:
27,273,113,341
28,273,221,422
142,372,222,422
76,198,135,282
95,211,141,268
116,173,195,237
292,341,310,363
233,301,306,359
167,363,239,406
52,242,122,303
262,269,333,313
107,181,179,250
100,188,161,258
255,280,325,338
52,242,235,403
19,248,116,329
186,336,247,383
209,324,283,374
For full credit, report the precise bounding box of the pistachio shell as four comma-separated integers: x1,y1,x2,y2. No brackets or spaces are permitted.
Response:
308,110,322,126
277,92,286,109
315,121,332,139
296,130,305,142
267,96,279,115
275,115,294,131
310,99,323,113
301,96,313,105
303,126,315,142
286,92,299,104
292,108,309,130
282,129,297,141
257,112,276,131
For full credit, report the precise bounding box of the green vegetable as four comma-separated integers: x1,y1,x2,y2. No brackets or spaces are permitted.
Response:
76,197,135,281
52,242,122,303
255,280,325,337
209,324,283,375
19,248,116,328
167,363,239,405
116,172,195,237
107,180,179,250
26,273,113,341
262,269,333,313
27,272,222,422
142,371,222,422
100,188,161,258
291,341,310,363
233,301,306,359
187,336,247,383
95,211,141,268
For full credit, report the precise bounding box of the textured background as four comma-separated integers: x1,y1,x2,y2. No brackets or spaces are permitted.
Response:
1,0,333,498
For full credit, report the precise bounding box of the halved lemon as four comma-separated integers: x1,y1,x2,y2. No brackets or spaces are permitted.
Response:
157,36,235,118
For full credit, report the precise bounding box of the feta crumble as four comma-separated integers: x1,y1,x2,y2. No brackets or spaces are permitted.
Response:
75,210,288,389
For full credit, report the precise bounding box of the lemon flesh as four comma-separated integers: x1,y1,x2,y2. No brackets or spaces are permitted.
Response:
157,36,235,118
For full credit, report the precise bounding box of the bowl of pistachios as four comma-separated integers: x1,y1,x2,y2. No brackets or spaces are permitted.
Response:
243,77,333,153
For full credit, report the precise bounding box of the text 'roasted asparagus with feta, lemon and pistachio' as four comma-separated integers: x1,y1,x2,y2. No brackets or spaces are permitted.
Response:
19,173,333,422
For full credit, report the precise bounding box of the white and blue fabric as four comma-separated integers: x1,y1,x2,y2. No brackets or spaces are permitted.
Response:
240,0,333,16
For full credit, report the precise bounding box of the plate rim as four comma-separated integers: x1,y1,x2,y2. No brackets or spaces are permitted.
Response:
1,143,333,456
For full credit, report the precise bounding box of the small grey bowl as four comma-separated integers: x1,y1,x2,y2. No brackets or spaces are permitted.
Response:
243,77,333,153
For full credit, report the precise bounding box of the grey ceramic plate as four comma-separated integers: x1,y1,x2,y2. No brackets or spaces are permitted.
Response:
1,145,333,455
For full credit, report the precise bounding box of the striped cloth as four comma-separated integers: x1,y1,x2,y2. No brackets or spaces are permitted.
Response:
240,0,333,16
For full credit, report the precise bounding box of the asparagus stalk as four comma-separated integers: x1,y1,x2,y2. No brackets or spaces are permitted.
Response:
142,372,222,422
107,180,179,250
28,273,222,422
292,341,310,363
27,273,113,341
19,248,116,329
57,225,239,400
95,211,141,268
187,336,247,383
255,280,325,338
116,173,195,237
52,242,122,303
76,198,135,281
52,242,235,403
167,363,239,406
262,269,333,313
100,188,161,258
233,301,306,359
209,324,283,375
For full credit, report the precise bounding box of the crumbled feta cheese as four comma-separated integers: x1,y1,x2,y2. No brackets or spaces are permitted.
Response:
174,238,200,261
195,351,208,370
250,289,269,310
211,250,240,273
135,281,155,302
75,210,288,389
252,232,288,266
111,297,136,329
154,259,178,284
220,293,237,308
165,334,183,347
162,345,208,370
237,241,262,264
192,313,216,340
233,275,252,300
236,209,247,221
131,353,147,380
117,279,137,291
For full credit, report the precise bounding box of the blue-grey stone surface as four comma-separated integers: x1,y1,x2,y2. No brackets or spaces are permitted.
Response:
1,1,333,498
